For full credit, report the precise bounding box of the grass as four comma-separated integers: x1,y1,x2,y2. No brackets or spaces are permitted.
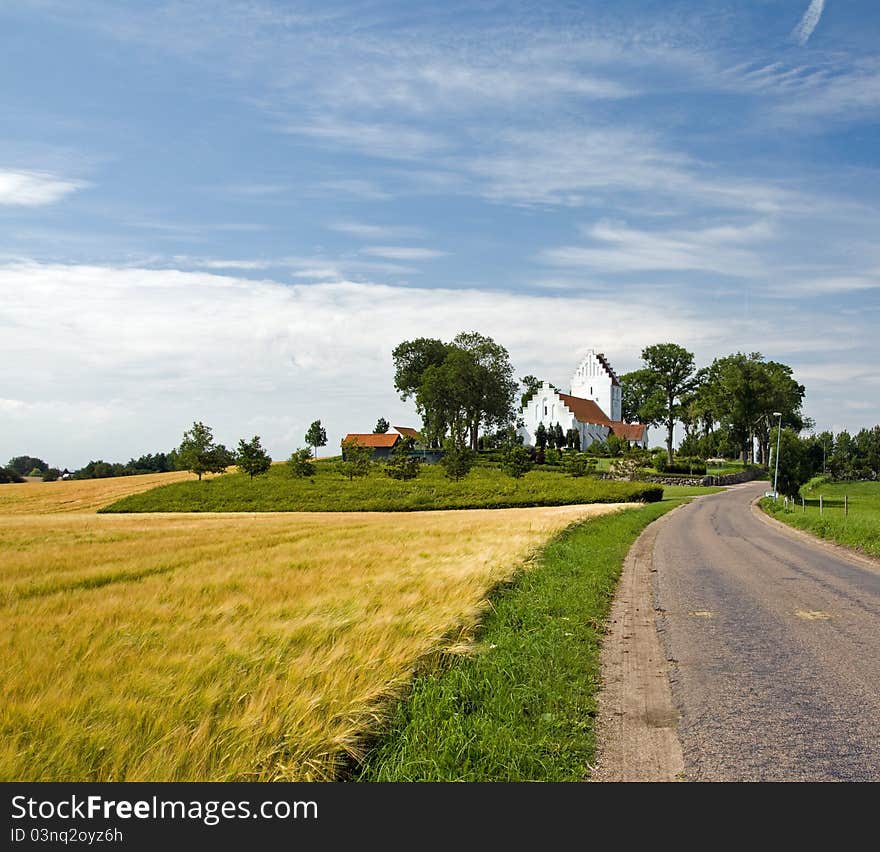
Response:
100,460,664,514
357,496,687,781
761,478,880,559
0,502,628,781
0,470,196,515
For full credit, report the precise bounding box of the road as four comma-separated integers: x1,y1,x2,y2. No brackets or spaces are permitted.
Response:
654,481,880,781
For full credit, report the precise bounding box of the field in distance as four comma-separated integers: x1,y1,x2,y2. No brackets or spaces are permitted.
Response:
0,470,195,515
762,479,880,559
1,500,630,781
102,460,663,513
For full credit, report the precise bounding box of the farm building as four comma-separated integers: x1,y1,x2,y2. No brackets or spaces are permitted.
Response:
341,432,400,460
518,349,648,450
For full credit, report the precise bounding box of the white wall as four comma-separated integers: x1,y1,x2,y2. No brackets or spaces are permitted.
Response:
569,349,621,422
517,382,610,449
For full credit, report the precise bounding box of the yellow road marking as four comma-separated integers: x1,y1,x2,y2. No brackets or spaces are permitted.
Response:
688,610,713,618
795,610,832,620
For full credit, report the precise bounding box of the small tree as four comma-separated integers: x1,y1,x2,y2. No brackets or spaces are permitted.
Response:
565,453,597,478
288,448,316,478
440,438,475,481
177,421,230,481
501,445,533,479
606,434,625,457
772,428,812,498
373,418,390,434
42,467,61,482
554,423,565,449
535,422,547,450
236,435,272,479
385,438,420,481
305,420,328,458
339,438,373,481
565,428,581,451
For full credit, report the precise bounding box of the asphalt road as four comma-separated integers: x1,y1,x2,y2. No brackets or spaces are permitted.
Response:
653,481,880,781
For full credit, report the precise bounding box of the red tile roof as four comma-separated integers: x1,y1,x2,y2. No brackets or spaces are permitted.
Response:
342,433,400,448
393,426,423,441
610,422,647,442
558,392,613,426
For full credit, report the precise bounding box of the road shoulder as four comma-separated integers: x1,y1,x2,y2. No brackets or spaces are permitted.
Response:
590,505,686,782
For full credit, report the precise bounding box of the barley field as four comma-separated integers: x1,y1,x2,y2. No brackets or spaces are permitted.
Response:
0,477,631,781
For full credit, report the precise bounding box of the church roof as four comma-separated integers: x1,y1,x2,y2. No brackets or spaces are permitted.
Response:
342,433,400,448
596,352,621,387
558,393,613,426
609,422,647,442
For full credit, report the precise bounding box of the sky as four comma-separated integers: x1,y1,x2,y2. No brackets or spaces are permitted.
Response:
1,0,879,467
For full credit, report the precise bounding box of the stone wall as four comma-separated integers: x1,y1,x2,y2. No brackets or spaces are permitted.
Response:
599,467,767,488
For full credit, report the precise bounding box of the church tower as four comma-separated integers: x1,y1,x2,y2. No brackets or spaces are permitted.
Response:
570,349,622,422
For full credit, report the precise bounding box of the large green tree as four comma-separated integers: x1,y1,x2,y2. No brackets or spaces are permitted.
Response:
392,332,517,451
626,343,697,463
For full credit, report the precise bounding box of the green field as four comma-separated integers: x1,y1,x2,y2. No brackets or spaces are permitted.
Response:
358,497,686,781
761,479,880,559
101,461,669,513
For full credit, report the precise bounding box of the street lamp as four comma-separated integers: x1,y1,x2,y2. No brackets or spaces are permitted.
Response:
772,411,783,499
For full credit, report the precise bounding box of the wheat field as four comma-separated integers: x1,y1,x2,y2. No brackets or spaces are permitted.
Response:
1,475,631,780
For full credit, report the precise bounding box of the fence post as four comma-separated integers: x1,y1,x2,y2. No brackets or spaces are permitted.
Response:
820,494,823,515
845,494,848,518
802,496,805,513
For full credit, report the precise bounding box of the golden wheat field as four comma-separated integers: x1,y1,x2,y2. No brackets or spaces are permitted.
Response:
0,475,631,781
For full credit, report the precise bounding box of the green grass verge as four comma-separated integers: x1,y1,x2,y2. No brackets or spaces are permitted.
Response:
760,479,880,559
100,461,667,513
356,497,687,781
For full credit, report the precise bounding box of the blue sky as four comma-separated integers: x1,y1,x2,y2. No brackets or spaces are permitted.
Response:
1,0,878,466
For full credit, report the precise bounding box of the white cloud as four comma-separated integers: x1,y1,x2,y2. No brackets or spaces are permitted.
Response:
0,261,874,466
285,119,448,160
330,221,423,240
0,169,85,206
539,219,773,275
362,246,446,261
792,0,826,47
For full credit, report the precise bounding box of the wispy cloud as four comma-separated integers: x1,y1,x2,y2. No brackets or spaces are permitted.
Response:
0,169,86,206
362,246,446,261
329,221,423,240
792,0,826,47
538,219,773,276
285,119,448,160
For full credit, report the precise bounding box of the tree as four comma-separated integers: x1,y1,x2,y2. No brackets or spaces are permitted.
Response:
385,438,420,481
176,421,230,481
638,343,697,464
305,420,327,458
392,332,517,451
439,438,475,481
373,418,390,434
501,445,533,479
42,467,61,482
0,467,25,484
554,423,565,450
620,369,664,425
771,428,812,498
7,456,48,476
339,438,373,480
535,422,547,450
565,428,581,451
520,375,542,407
288,448,316,478
236,435,272,479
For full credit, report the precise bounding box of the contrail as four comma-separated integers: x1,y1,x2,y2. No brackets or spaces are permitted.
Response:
792,0,826,46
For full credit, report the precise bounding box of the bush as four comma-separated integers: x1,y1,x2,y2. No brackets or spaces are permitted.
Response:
500,445,533,479
0,467,25,484
385,439,420,481
564,453,597,478
339,439,374,481
288,448,316,478
440,440,475,481
42,468,61,482
543,447,561,466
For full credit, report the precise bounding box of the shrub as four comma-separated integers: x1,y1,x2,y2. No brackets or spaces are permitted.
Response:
385,439,420,481
440,440,475,481
564,453,597,478
544,447,561,466
0,467,25,484
288,448,316,478
339,439,374,481
500,445,533,479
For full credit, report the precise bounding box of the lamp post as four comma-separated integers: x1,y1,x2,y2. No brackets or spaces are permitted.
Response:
772,411,783,499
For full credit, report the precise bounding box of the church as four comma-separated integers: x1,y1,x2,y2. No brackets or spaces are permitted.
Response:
518,349,648,450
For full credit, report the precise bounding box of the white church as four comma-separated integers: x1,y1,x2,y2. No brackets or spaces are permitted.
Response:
518,349,648,450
